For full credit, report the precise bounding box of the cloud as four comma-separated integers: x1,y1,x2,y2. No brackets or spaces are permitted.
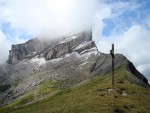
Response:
0,0,141,39
137,64,150,83
0,0,106,38
0,30,10,64
103,0,141,20
1,0,136,37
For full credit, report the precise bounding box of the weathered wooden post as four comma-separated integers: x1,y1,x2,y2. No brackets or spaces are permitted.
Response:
110,44,115,89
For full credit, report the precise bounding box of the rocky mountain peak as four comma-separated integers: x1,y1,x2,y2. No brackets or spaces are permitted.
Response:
8,30,94,64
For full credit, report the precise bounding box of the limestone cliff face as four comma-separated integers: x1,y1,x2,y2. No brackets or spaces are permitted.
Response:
8,30,93,63
8,39,43,63
8,39,58,64
44,30,95,60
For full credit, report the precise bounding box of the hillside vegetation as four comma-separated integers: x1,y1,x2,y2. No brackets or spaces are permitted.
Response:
0,63,150,113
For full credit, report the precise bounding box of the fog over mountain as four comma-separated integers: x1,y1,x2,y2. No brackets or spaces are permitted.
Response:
0,0,150,82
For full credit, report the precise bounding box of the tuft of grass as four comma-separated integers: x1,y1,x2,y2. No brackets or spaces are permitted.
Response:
37,80,58,95
0,63,150,113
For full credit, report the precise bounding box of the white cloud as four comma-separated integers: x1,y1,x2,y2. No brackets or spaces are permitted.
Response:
0,0,105,38
107,1,140,18
1,0,137,38
137,64,150,75
0,0,141,39
137,64,150,83
0,30,10,64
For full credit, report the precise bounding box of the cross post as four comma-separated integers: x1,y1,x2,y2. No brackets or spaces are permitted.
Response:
110,44,115,89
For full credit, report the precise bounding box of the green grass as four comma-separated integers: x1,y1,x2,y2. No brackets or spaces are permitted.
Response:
37,80,58,95
6,92,34,108
1,80,59,109
0,63,150,113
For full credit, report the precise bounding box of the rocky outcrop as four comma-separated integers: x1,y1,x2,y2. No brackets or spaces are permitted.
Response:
126,61,149,86
8,38,40,63
44,30,95,60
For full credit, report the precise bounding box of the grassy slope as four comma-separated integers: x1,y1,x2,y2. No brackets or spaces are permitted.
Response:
0,63,150,113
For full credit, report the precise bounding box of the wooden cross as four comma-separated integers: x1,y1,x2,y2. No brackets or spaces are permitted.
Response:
110,44,115,89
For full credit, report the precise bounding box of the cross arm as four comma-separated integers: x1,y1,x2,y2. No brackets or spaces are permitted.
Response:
110,50,115,58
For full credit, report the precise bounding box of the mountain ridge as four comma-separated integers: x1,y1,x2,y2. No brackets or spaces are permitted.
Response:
0,29,149,107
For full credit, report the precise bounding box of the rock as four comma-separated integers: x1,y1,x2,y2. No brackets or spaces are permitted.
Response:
44,30,94,60
8,38,62,64
122,91,127,96
8,30,93,64
126,61,149,87
108,89,116,94
45,49,54,60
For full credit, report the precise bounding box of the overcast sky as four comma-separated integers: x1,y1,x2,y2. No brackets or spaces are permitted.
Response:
0,0,150,82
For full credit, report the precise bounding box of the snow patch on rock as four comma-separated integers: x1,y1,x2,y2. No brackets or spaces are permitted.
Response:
49,57,63,63
59,36,77,44
30,57,46,66
81,50,99,60
74,41,92,50
65,47,99,61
